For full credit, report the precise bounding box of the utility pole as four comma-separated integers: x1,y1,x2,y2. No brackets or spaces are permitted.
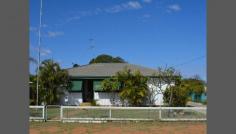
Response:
36,0,43,106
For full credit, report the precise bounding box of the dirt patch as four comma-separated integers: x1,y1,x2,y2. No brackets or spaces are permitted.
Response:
92,127,122,134
71,127,87,134
29,129,40,134
45,126,60,133
30,122,206,134
150,123,206,134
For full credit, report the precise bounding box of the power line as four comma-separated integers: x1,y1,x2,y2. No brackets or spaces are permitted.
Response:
172,55,206,68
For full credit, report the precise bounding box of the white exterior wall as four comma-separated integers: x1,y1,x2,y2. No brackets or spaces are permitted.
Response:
147,79,175,105
60,80,171,106
94,92,122,106
147,83,168,105
94,82,169,106
60,92,83,106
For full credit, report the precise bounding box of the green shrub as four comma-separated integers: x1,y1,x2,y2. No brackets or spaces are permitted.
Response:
202,100,207,105
163,86,189,107
91,100,99,106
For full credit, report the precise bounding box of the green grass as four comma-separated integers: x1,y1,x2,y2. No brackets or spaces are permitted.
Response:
63,109,160,119
30,108,44,117
46,107,61,120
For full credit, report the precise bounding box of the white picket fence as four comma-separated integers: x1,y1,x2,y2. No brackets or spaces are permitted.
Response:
29,105,207,122
29,105,45,121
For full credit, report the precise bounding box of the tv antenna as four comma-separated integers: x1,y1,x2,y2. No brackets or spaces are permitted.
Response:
36,0,43,106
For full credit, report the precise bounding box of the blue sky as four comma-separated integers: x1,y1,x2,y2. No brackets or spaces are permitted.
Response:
30,0,206,80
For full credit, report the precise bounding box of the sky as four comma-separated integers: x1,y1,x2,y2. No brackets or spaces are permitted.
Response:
30,0,206,81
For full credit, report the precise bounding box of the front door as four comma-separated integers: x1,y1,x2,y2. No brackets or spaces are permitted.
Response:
82,79,94,102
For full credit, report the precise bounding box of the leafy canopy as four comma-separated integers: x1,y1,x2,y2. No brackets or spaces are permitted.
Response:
101,67,148,106
163,82,189,107
38,59,71,105
29,74,37,105
117,67,148,106
181,77,205,95
89,54,126,64
101,77,120,92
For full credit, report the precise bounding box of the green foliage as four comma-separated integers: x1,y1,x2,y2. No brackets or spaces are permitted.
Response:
29,74,37,105
116,67,148,106
38,59,71,105
154,67,182,106
163,73,205,107
101,77,120,105
202,100,207,105
163,84,189,107
101,77,120,92
73,64,79,67
91,100,99,106
182,77,205,95
147,67,180,105
89,54,126,64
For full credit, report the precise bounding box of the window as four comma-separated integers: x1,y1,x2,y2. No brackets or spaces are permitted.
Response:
70,80,82,91
93,80,103,91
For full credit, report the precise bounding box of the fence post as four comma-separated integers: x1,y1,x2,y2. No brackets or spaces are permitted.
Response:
45,105,47,122
159,107,162,120
60,105,63,121
109,105,112,119
42,105,45,121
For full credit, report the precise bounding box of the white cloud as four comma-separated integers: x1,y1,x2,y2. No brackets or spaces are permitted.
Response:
30,24,47,32
142,14,151,18
105,5,123,13
167,4,181,12
30,26,37,32
64,1,143,24
46,31,64,38
41,48,52,56
66,16,81,22
143,0,152,4
125,1,142,9
31,46,52,56
140,14,151,22
94,8,103,15
105,1,142,13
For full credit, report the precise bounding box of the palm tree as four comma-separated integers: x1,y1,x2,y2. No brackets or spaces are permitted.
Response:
39,59,71,105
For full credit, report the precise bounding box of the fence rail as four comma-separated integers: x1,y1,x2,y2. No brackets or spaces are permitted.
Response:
29,105,45,121
29,105,207,122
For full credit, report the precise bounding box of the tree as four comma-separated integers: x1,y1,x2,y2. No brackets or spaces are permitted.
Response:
163,82,189,107
163,67,182,106
182,77,205,95
89,54,126,64
29,74,37,105
163,73,205,107
73,63,80,67
148,67,169,105
116,68,148,106
181,76,205,103
101,77,120,105
148,67,181,106
39,59,71,105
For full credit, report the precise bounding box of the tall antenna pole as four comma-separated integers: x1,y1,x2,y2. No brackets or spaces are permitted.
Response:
36,0,43,106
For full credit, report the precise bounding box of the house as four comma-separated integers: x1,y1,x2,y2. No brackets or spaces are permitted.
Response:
60,63,168,106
